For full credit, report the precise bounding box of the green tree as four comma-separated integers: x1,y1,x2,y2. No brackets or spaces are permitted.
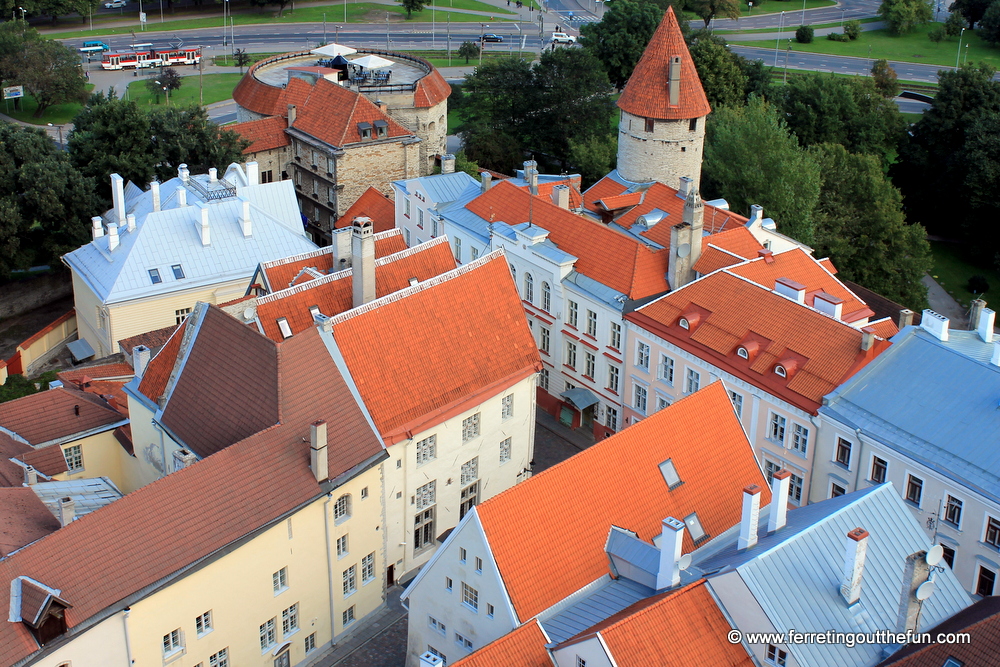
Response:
879,0,933,34
398,0,426,17
459,57,535,170
580,0,663,89
457,41,479,64
845,18,863,38
929,24,946,41
945,10,966,34
568,134,618,186
453,150,482,178
810,143,931,310
703,96,821,244
687,31,749,108
979,0,1000,43
871,59,901,97
147,106,250,183
796,24,814,43
0,36,87,117
233,48,252,74
247,0,291,18
950,0,992,27
687,0,741,27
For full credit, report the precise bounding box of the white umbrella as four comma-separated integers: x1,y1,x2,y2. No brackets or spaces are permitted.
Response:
311,43,358,57
349,54,393,70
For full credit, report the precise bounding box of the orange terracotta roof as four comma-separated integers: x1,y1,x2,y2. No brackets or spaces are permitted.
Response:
136,320,187,404
522,179,584,210
413,67,452,108
56,363,133,384
260,229,406,292
0,487,61,557
867,317,899,339
233,69,314,119
255,238,457,342
292,78,413,147
0,324,385,667
583,175,630,212
598,192,643,210
232,115,290,154
585,580,754,667
330,252,541,443
0,388,123,446
818,257,838,274
692,227,764,275
468,181,671,300
0,432,31,487
118,324,177,356
628,271,891,413
475,382,768,621
617,8,711,120
336,186,396,231
19,443,71,477
453,620,551,667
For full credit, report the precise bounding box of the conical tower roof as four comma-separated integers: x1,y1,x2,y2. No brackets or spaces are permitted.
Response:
617,7,711,120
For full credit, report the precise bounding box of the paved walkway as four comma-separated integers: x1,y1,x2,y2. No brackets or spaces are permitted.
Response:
922,274,969,326
311,586,408,667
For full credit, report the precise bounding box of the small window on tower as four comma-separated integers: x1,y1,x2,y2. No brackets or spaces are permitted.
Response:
689,118,698,131
644,117,654,133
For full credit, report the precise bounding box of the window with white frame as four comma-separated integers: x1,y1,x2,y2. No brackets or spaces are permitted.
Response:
585,352,596,378
684,512,707,543
789,472,804,504
576,657,587,667
404,198,411,217
273,567,288,593
634,384,648,413
282,603,299,635
763,459,781,484
871,456,888,484
985,516,1000,548
608,365,620,393
417,208,424,228
431,218,439,237
499,437,512,464
610,322,621,350
905,474,923,506
831,483,846,498
684,368,700,394
568,301,579,327
524,273,534,303
260,618,277,651
416,435,437,466
471,246,479,261
475,556,483,573
944,495,963,527
636,341,650,370
501,394,513,420
62,444,83,472
343,606,356,626
540,368,550,391
462,413,480,442
791,424,809,455
540,326,550,354
542,282,551,312
461,582,479,611
336,534,348,558
768,413,786,444
305,634,316,653
487,603,494,617
343,565,357,597
460,480,479,519
163,628,183,656
429,615,446,635
175,307,191,325
977,565,996,597
195,611,212,636
658,355,674,384
414,482,436,554
362,552,375,582
586,310,597,337
461,457,479,486
454,236,461,263
766,644,788,666
942,545,956,568
455,632,474,651
404,228,411,245
835,437,851,466
729,390,743,418
334,494,351,522
209,648,228,667
606,406,618,431
566,341,577,368
656,395,670,412
445,577,452,591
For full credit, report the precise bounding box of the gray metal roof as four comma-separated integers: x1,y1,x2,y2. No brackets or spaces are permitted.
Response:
698,484,971,667
32,477,123,518
821,326,1000,504
541,577,654,644
396,171,480,207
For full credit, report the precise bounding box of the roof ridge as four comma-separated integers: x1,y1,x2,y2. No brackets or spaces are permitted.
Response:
261,246,332,269
373,227,402,240
326,249,506,326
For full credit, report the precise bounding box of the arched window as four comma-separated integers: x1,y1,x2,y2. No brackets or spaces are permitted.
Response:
679,318,690,330
524,273,534,303
737,347,749,359
334,494,351,523
774,365,787,378
542,282,551,312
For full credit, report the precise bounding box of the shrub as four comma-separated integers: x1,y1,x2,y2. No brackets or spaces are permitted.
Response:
845,18,862,39
928,24,946,42
969,274,990,294
796,25,814,43
827,32,851,41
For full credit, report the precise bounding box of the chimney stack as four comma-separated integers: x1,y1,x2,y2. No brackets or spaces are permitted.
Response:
920,310,949,342
91,216,104,241
239,196,252,237
969,299,986,333
551,184,570,209
132,345,151,379
126,213,136,233
814,292,844,320
246,161,260,186
656,517,686,590
110,173,126,225
440,154,456,174
196,202,210,246
976,304,995,343
897,551,932,634
208,168,218,183
775,277,806,304
24,466,37,486
287,104,297,127
898,309,914,330
176,186,188,208
172,449,197,470
333,227,352,268
107,222,120,251
861,326,876,352
150,180,161,212
767,470,791,533
738,485,763,550
678,176,693,200
58,497,75,527
310,420,328,483
668,56,682,106
419,653,444,667
750,204,764,226
523,160,539,196
351,216,376,308
840,527,870,605
178,163,190,183
992,341,1000,367
480,171,492,194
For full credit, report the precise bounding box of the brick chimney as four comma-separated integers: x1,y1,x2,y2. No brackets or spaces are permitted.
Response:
440,154,456,174
656,517,686,590
757,248,774,264
897,551,932,634
107,222,120,251
767,470,791,533
151,180,161,212
246,160,260,186
551,184,570,209
898,309,914,329
840,527,870,605
310,420,328,483
110,173,126,225
920,309,949,341
91,216,104,241
351,216,376,307
58,497,75,527
668,55,681,106
196,201,210,246
132,345,151,378
738,484,762,550
667,187,704,290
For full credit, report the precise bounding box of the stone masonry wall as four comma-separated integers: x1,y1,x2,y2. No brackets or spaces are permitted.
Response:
386,100,448,176
336,139,420,217
616,110,706,189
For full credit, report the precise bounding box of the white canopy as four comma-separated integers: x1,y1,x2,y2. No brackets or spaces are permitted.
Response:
349,54,393,70
310,43,358,57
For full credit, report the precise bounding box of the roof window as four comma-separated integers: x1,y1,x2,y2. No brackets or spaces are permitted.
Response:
148,268,162,284
774,365,787,378
658,458,682,490
678,318,689,330
684,512,708,544
737,347,749,359
171,264,184,280
308,305,323,321
277,317,293,339
357,122,372,140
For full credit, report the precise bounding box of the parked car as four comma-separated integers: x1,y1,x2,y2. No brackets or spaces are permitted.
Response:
104,0,127,8
79,40,111,53
481,33,504,42
551,32,577,44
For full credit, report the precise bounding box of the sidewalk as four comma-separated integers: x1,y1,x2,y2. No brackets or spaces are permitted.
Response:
310,586,408,667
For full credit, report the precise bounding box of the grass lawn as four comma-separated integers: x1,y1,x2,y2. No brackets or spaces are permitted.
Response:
126,72,243,106
3,85,95,125
719,16,878,35
741,23,1000,69
403,48,531,68
720,0,836,20
929,240,1000,308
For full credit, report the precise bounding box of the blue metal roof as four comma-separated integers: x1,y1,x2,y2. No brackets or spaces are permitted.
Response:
541,577,654,644
396,171,480,208
821,326,1000,504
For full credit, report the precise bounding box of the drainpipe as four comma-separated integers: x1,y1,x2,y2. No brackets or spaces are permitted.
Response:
122,607,134,666
852,427,866,492
324,493,337,646
152,419,167,478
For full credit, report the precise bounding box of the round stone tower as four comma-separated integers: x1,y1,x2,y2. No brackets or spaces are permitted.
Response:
615,7,711,189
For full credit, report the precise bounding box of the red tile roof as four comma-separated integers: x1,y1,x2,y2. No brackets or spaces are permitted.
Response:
452,619,552,667
232,115,290,154
818,257,838,274
512,175,584,210
628,271,891,413
877,596,1000,667
842,279,921,326
336,186,396,231
474,382,769,621
18,444,70,478
56,364,133,384
292,78,413,147
330,252,541,444
118,324,177,357
691,226,764,275
598,192,643,210
0,388,123,447
232,70,314,119
57,363,134,417
867,317,900,339
255,238,457,342
0,487,60,557
0,325,384,667
137,320,187,404
17,310,74,351
467,181,671,300
413,67,452,108
0,432,31,487
617,8,711,120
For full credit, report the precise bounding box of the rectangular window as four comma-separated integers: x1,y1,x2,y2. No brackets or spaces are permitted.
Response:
501,394,513,420
455,632,474,651
487,603,495,617
540,327,550,354
362,552,375,582
163,628,182,655
789,473,804,504
195,611,212,636
405,199,411,216
282,603,299,635
361,486,368,499
336,534,348,558
764,459,781,484
273,567,288,593
418,209,424,229
414,506,435,554
446,577,453,591
610,322,621,350
171,264,185,280
429,615,446,635
305,634,316,653
471,246,479,261
416,480,436,510
871,456,888,484
568,301,579,327
148,268,162,284
656,395,670,412
584,352,596,378
905,474,923,506
986,516,1000,548
460,458,479,486
577,658,587,667
432,218,439,237
634,384,648,414
766,644,788,666
462,413,480,442
565,341,577,368
684,368,700,394
416,435,437,466
608,365,620,393
645,117,655,132
461,582,479,611
944,495,963,527
729,390,743,418
831,483,846,498
260,618,277,651
460,481,479,519
586,310,597,337
499,437,512,464
792,424,809,455
942,545,956,568
606,406,618,431
977,566,996,597
835,437,852,466
636,342,650,370
343,565,357,597
769,413,786,444
475,556,483,573
343,606,356,626
454,237,461,263
459,547,467,563
62,444,83,472
539,368,550,391
658,355,674,384
175,307,191,325
405,228,411,246
209,648,229,667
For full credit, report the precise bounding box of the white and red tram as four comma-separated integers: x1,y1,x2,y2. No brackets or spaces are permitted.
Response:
100,47,201,70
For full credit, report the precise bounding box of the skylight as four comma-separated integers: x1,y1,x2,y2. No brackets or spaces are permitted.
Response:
658,458,682,490
684,512,707,543
148,268,162,285
277,317,293,339
171,264,185,280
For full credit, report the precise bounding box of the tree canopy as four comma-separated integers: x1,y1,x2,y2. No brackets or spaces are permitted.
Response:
978,0,1000,43
950,0,993,27
687,30,770,108
0,23,87,117
687,0,741,27
879,0,933,34
580,0,664,89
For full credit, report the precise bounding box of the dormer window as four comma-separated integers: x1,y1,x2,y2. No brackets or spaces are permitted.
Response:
148,268,162,284
737,347,749,359
678,318,690,330
13,578,72,646
357,122,372,140
774,365,787,378
374,120,388,138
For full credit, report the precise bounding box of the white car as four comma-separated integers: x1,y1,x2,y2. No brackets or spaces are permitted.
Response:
104,0,127,8
551,32,577,44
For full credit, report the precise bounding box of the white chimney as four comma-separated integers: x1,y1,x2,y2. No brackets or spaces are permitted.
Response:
524,160,539,196
287,104,297,127
91,216,104,240
110,173,126,225
813,292,843,320
898,309,914,329
351,217,376,308
656,517,686,590
24,465,37,486
920,310,949,341
196,202,210,246
767,470,791,533
58,497,75,527
150,180,161,212
333,228,352,269
107,222,120,251
440,154,456,174
176,186,188,208
172,449,197,471
310,420,328,483
208,167,218,183
775,277,806,304
551,184,570,209
246,161,260,186
419,652,444,667
239,196,252,237
749,205,764,226
132,345,151,379
738,484,763,550
992,341,1000,367
897,551,932,634
861,326,876,352
481,171,492,194
178,163,190,182
840,527,870,605
668,55,681,106
977,306,995,343
126,213,136,233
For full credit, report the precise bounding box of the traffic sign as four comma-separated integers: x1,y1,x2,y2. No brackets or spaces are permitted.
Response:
139,11,147,22
3,86,23,100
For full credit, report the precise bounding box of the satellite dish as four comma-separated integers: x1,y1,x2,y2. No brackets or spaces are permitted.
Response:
915,580,936,601
677,243,691,258
678,554,693,571
926,545,944,567
242,307,255,322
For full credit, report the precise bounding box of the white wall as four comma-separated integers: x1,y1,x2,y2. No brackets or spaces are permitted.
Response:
552,636,614,667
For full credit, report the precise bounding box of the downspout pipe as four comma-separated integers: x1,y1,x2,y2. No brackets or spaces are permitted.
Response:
122,607,134,666
324,493,337,646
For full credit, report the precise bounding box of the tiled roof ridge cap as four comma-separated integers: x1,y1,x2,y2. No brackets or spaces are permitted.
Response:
375,235,448,265
702,242,749,262
373,227,402,240
326,249,506,326
261,246,332,270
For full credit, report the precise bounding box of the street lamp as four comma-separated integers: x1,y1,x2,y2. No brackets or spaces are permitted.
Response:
386,12,390,50
223,0,229,46
17,6,26,21
47,123,63,150
335,24,342,44
841,7,846,28
479,23,489,65
774,11,784,67
801,0,806,27
956,27,965,69
155,80,169,105
515,21,522,57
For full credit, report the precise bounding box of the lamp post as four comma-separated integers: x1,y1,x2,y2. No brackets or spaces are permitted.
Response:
386,12,390,50
155,80,169,105
965,42,970,64
956,27,965,69
432,0,435,49
480,23,489,65
774,11,784,67
323,13,327,43
801,0,806,27
515,20,522,57
17,6,25,20
335,24,342,44
47,123,63,150
223,0,229,46
841,7,846,28
344,0,347,23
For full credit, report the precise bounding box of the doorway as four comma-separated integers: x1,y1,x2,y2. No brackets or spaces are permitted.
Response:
387,563,395,587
